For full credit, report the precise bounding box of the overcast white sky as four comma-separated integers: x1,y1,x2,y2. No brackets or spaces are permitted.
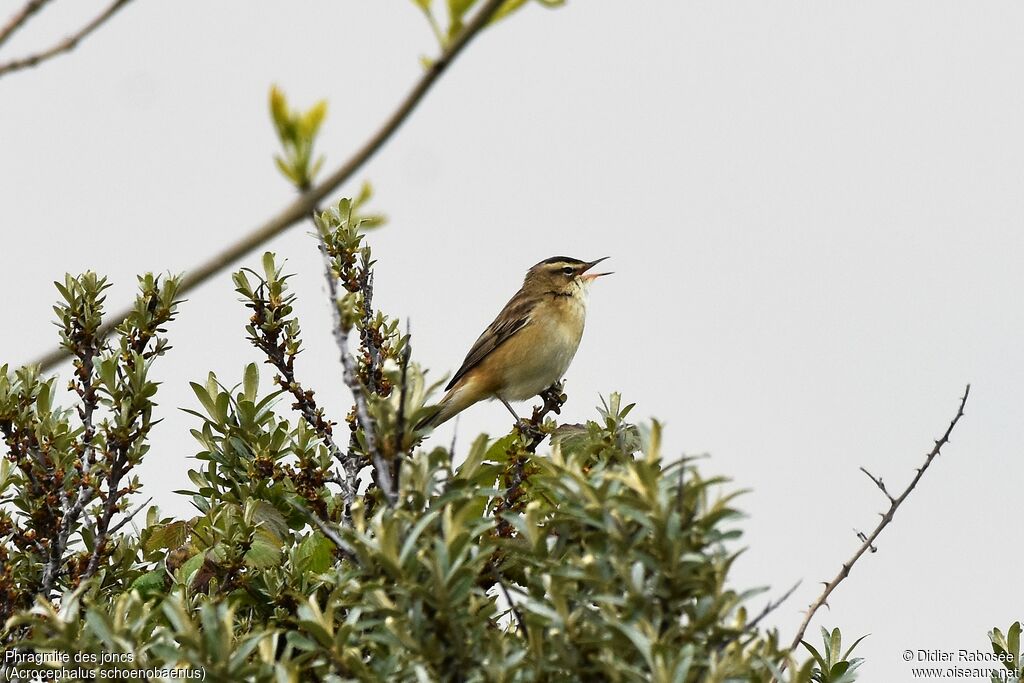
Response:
2,1,1022,679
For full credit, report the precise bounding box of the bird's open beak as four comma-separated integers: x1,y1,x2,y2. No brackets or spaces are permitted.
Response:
581,257,612,282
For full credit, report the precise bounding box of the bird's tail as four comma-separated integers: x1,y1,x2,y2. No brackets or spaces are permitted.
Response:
415,385,479,431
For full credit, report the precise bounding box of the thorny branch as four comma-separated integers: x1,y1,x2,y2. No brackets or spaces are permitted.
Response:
28,0,511,372
859,466,894,504
314,203,402,508
777,384,971,676
0,0,133,79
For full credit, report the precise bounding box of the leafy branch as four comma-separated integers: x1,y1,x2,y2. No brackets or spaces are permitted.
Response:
0,272,180,617
233,255,357,511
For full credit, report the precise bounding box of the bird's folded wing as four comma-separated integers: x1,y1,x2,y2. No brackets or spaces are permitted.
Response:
445,292,534,391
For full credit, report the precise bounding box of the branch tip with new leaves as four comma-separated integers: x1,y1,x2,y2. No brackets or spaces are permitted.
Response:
26,0,511,372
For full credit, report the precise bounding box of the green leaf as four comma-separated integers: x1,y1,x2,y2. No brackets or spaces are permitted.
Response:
295,532,334,574
245,527,285,568
242,363,259,402
143,520,189,552
129,570,167,598
250,499,289,540
456,433,490,481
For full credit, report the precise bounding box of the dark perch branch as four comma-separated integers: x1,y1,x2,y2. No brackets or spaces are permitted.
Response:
493,382,566,537
27,0,510,372
0,0,55,50
0,0,133,79
777,384,970,676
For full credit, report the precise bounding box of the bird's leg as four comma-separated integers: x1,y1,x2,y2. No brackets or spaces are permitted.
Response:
499,397,521,421
495,397,536,436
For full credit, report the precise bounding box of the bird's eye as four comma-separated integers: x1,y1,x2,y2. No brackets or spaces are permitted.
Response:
561,266,575,275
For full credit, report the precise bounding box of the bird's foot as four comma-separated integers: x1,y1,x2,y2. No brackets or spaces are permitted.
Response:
532,382,567,422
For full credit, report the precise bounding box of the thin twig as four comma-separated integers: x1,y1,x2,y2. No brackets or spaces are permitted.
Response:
776,384,970,677
27,0,510,372
858,466,894,504
746,581,801,636
312,211,362,501
0,0,55,50
0,0,132,79
713,582,800,655
493,572,529,639
106,496,152,535
449,417,459,456
393,320,412,491
333,305,395,506
304,507,357,564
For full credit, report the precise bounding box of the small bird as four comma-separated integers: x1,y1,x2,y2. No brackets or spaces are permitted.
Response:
418,256,611,429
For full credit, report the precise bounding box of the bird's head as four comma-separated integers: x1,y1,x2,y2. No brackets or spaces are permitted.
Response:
524,256,612,296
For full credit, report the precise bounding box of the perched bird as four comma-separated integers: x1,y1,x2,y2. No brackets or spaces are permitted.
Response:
418,256,611,429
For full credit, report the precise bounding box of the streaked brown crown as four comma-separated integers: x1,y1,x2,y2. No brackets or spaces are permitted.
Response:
523,256,607,294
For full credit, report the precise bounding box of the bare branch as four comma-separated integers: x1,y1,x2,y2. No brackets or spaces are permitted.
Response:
27,0,510,372
0,0,55,50
776,384,970,677
0,0,133,79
